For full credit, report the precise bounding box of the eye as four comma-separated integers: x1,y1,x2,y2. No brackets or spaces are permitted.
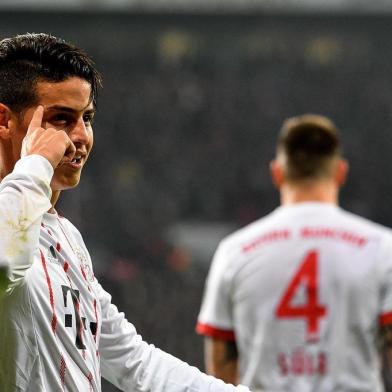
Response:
49,113,73,126
83,113,95,125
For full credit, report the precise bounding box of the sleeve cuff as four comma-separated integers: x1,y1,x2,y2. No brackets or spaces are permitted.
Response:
196,322,235,341
379,311,392,326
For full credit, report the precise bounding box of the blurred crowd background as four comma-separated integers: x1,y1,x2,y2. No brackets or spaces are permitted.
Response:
2,2,392,390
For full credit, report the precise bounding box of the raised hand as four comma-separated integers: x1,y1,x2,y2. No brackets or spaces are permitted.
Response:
21,105,76,169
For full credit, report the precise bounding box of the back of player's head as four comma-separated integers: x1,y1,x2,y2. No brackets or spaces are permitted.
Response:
0,33,102,112
277,114,341,182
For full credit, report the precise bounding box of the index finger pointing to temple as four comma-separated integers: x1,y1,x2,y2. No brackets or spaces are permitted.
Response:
27,105,44,134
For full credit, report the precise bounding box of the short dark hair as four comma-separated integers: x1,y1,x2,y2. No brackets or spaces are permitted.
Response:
0,33,102,112
277,114,341,181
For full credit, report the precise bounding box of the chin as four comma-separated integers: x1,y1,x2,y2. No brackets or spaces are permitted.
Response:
51,175,82,191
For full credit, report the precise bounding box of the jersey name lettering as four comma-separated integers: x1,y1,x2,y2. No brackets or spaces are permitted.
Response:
278,349,327,376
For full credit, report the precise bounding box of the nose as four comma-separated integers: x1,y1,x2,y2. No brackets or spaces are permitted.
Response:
71,118,90,146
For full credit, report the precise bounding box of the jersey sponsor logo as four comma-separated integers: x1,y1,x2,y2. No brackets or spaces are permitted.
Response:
62,285,97,349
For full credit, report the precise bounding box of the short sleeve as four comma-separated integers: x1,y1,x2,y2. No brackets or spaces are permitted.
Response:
196,240,236,341
378,235,392,327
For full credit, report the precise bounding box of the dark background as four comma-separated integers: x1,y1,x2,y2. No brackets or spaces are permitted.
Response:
2,11,392,390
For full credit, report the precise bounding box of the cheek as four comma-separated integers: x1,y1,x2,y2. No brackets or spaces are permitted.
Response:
88,131,93,150
85,131,93,157
13,130,28,159
13,134,24,153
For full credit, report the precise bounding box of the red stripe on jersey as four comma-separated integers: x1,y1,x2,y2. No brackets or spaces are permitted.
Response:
63,262,72,287
56,242,61,252
60,355,67,388
196,322,235,341
40,249,57,333
87,372,93,391
93,299,98,342
81,266,87,281
379,312,392,326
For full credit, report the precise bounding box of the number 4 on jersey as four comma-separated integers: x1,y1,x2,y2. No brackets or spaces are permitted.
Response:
276,250,327,342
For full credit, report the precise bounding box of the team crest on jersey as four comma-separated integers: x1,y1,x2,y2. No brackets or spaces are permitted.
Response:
74,244,94,282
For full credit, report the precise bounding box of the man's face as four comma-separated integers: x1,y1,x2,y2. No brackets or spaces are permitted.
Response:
11,77,95,191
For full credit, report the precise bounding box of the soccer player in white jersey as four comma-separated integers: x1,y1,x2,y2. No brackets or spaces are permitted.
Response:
0,33,252,392
196,114,392,391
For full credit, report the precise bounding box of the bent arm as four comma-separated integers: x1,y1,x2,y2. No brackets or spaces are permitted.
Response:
0,155,52,291
96,281,249,392
204,337,239,385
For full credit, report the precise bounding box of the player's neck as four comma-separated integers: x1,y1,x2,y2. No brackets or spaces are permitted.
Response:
280,180,338,206
49,190,61,214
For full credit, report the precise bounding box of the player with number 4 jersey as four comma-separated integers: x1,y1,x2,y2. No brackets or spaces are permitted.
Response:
196,115,392,391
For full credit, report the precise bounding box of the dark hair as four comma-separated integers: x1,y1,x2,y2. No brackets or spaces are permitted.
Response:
0,33,102,112
277,114,341,181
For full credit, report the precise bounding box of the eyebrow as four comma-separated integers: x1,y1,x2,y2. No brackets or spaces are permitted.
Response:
45,105,96,115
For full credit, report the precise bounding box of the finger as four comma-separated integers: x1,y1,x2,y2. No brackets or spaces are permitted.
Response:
26,105,44,135
64,139,76,161
59,133,76,165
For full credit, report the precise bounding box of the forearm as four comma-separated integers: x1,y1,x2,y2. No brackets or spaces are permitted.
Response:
102,333,247,392
381,349,392,391
98,284,248,392
0,155,52,289
131,346,246,392
204,337,239,385
378,323,392,391
108,341,246,392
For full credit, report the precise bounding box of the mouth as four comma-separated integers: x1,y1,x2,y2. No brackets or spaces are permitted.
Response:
71,155,83,165
62,153,86,170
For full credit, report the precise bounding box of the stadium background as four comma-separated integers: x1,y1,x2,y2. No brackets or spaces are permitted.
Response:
2,1,392,390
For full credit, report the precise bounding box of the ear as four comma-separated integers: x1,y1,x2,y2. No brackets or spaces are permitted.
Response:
0,104,12,140
335,158,349,187
270,159,285,188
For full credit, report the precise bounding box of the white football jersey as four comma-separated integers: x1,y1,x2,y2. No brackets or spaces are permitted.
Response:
0,155,251,392
197,202,392,391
